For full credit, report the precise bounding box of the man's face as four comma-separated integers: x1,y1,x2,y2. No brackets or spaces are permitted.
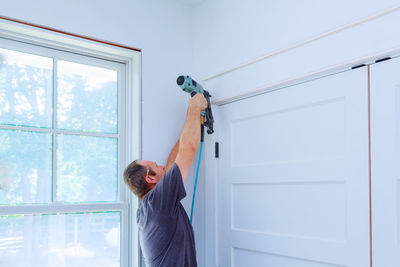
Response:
139,160,166,184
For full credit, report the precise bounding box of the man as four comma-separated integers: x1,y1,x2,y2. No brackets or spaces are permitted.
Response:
124,93,208,267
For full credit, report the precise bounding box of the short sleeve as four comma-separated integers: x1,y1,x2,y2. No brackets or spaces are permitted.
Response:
146,163,186,212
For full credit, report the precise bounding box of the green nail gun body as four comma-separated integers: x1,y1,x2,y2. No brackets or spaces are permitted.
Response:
177,75,214,136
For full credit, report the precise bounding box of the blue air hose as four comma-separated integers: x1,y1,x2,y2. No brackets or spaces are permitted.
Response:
190,141,203,224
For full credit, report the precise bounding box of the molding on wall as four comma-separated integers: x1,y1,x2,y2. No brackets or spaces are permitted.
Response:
0,15,141,52
211,46,400,105
202,4,400,83
204,4,400,105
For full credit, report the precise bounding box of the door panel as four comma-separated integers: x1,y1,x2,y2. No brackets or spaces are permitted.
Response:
370,57,400,267
216,68,370,266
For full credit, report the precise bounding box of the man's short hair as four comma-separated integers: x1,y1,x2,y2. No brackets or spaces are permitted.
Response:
124,160,155,198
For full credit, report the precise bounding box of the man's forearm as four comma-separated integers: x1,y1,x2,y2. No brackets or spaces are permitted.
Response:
166,105,201,172
166,139,180,171
174,94,206,183
179,105,201,154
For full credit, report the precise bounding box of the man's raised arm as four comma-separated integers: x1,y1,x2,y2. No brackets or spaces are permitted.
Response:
166,139,179,172
175,94,207,184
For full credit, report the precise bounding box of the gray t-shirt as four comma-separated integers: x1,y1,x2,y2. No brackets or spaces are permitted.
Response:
137,163,197,267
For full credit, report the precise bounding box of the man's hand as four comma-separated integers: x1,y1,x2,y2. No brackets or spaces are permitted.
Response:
188,93,207,111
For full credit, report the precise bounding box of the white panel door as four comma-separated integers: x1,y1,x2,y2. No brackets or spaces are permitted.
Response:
370,57,400,267
215,68,370,267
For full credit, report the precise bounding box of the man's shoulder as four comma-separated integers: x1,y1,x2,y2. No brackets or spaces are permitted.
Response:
166,162,181,176
158,163,182,186
142,162,186,210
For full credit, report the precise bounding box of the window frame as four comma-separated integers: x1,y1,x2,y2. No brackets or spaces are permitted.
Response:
0,18,141,267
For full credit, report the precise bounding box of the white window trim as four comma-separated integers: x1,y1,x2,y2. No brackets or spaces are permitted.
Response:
0,18,141,267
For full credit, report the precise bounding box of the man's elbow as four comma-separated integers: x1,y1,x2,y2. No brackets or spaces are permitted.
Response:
180,140,197,156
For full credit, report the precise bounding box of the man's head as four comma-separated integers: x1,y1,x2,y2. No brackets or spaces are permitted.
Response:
124,160,166,199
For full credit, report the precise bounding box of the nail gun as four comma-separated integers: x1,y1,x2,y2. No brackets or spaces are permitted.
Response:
176,75,214,140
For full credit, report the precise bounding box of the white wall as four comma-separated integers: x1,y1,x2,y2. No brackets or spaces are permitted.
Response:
193,0,400,78
0,1,207,266
190,0,400,266
192,0,400,101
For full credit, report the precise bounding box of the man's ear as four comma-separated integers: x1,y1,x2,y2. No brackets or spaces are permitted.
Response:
145,175,157,184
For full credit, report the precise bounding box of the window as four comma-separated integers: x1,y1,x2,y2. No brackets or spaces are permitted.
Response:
0,21,140,267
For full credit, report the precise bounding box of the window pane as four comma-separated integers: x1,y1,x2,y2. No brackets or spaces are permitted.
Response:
0,130,52,205
57,134,117,202
57,60,118,133
0,48,53,128
0,212,120,267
